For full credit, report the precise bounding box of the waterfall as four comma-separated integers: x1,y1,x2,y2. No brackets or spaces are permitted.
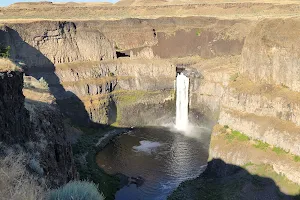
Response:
175,73,189,131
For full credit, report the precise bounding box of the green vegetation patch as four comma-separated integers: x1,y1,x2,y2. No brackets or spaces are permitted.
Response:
110,90,146,127
0,45,10,58
247,164,300,195
226,130,250,142
72,126,126,200
272,147,289,155
223,125,229,129
230,73,239,82
110,90,167,126
294,155,300,162
112,90,158,106
243,162,254,168
253,140,270,151
196,29,202,36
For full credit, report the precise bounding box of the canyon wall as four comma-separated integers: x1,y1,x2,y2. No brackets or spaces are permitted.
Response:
2,14,300,199
1,5,300,199
0,69,77,188
0,71,32,143
188,56,238,123
208,18,300,189
0,22,116,68
170,17,300,199
219,18,300,155
0,17,251,127
54,59,176,126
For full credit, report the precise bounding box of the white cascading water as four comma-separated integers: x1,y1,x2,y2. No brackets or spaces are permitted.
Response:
175,73,190,131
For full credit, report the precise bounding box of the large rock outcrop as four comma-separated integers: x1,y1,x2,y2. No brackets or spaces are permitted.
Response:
0,22,116,69
218,18,300,157
25,99,78,187
53,59,175,126
171,18,300,199
210,17,300,189
241,18,300,92
0,69,77,187
0,71,31,143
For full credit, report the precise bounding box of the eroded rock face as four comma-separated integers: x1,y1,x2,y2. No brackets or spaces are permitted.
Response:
0,70,77,188
25,100,78,187
209,18,300,189
52,59,176,126
0,18,251,128
209,127,300,186
241,18,300,92
0,71,32,144
217,79,300,155
217,18,300,156
153,28,244,59
188,56,239,122
0,22,116,69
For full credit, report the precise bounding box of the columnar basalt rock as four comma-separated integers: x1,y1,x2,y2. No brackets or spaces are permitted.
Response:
0,69,77,188
240,18,300,92
25,100,78,187
0,71,32,144
207,18,300,189
0,22,116,69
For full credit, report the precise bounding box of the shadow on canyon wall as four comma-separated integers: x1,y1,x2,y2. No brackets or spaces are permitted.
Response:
0,26,116,128
1,27,300,200
170,158,300,200
0,26,121,199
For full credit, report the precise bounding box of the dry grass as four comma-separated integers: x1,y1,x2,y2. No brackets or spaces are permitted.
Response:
117,0,300,6
0,151,46,200
230,76,300,105
23,89,56,104
0,58,21,72
3,1,300,22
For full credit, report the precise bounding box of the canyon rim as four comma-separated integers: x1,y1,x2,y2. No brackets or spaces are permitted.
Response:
1,0,300,200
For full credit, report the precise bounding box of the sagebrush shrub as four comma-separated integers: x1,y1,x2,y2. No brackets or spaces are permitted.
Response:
49,181,105,200
39,77,49,89
0,151,45,200
0,45,10,58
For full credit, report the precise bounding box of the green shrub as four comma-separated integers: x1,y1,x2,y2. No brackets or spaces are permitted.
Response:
281,83,289,88
234,131,250,141
243,162,254,168
272,147,288,155
223,125,229,129
0,45,10,58
196,29,202,36
226,130,250,142
0,151,46,200
230,73,239,82
38,77,49,89
29,158,44,175
49,181,104,200
294,155,300,162
253,140,270,151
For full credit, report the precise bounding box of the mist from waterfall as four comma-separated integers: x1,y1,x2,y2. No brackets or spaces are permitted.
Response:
175,73,190,131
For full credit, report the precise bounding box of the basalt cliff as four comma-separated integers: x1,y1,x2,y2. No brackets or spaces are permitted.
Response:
1,1,300,199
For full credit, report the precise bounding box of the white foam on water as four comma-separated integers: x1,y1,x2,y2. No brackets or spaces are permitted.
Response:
133,140,162,154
